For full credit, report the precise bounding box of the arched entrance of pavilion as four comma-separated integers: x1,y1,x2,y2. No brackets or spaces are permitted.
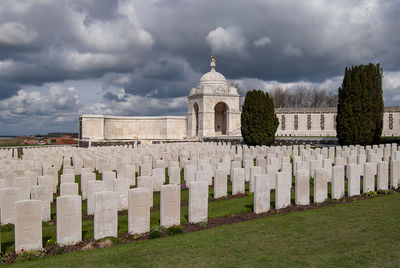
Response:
214,102,229,135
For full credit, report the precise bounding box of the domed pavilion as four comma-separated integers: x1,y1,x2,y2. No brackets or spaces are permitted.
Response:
187,56,241,138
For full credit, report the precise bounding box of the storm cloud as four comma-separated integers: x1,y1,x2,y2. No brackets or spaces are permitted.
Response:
0,0,399,135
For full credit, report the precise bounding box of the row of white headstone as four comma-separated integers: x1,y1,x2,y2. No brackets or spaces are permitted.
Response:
8,182,210,252
1,142,400,253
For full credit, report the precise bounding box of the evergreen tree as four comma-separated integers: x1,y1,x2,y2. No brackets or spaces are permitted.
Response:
336,63,383,145
241,90,279,146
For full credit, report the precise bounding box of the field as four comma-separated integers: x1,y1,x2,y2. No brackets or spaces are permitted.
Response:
4,191,399,267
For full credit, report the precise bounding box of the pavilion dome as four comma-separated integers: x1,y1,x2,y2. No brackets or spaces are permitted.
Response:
191,56,230,95
199,69,228,86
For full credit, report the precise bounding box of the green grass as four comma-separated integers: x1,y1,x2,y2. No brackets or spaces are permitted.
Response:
1,189,255,252
1,175,360,253
8,191,400,267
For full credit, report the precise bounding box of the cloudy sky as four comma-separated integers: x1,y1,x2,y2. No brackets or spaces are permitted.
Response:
0,0,399,136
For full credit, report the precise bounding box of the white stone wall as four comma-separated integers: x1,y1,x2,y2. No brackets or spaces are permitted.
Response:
81,115,105,140
80,115,187,141
276,108,400,137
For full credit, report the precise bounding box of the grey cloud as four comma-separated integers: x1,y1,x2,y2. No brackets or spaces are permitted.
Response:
0,0,399,134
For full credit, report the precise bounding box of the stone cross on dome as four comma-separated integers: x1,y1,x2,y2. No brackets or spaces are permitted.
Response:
210,56,216,72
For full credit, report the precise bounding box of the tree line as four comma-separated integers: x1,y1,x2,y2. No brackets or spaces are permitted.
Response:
270,86,338,108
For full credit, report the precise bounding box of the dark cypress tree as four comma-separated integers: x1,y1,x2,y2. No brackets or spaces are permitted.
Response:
241,90,279,146
336,63,383,145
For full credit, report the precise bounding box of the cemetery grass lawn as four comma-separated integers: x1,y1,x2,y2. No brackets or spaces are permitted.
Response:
8,192,400,267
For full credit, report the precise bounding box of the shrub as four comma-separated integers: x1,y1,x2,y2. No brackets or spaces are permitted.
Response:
336,63,383,145
241,90,279,146
17,250,44,262
149,226,164,239
45,239,56,247
198,222,207,227
0,223,14,232
166,226,183,236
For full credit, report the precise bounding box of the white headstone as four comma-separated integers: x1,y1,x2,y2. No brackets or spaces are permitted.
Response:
377,161,388,190
184,165,196,184
0,187,20,224
390,159,400,189
87,180,105,215
188,181,208,223
152,168,165,191
31,185,52,221
160,184,180,227
15,200,42,252
332,166,345,199
60,183,78,196
295,169,309,205
254,174,270,214
140,162,152,176
214,169,227,198
61,174,75,184
94,191,118,240
314,168,328,203
113,178,129,210
102,171,116,191
128,188,150,235
56,195,82,246
15,177,30,200
124,164,136,186
363,163,376,193
137,176,153,207
250,166,263,193
168,167,181,185
347,164,361,196
275,172,291,209
81,172,95,200
232,168,245,195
